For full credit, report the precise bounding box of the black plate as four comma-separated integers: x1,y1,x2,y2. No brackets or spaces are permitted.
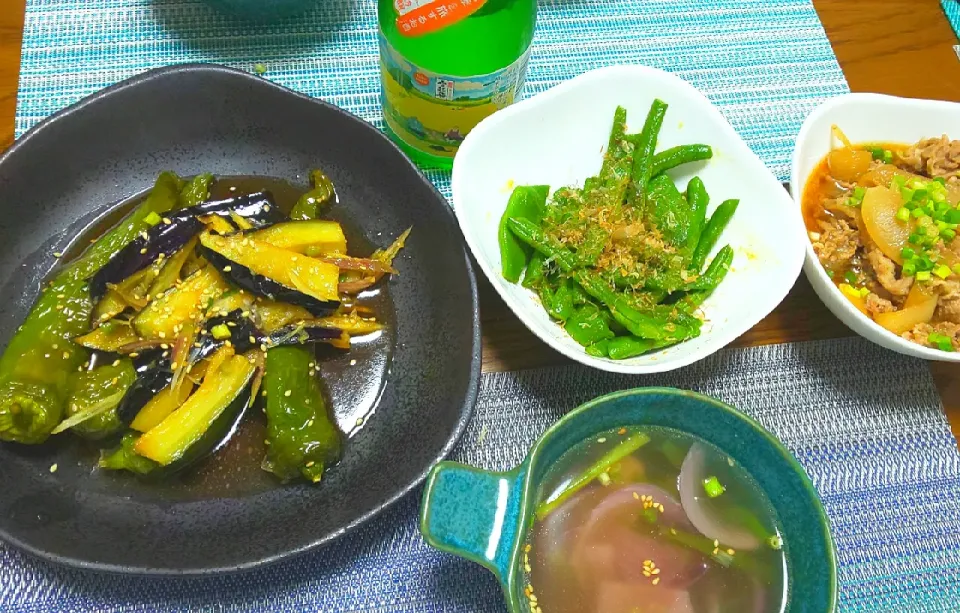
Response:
0,64,480,574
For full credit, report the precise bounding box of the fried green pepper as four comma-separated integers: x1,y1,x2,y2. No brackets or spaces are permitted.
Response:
262,346,343,483
178,173,214,208
54,360,136,439
0,171,183,444
290,169,335,220
99,431,159,475
498,185,549,282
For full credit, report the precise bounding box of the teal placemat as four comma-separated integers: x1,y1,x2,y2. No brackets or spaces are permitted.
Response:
945,0,960,39
3,338,960,612
14,0,849,198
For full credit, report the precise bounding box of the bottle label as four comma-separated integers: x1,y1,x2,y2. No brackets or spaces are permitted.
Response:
393,0,488,37
379,34,530,159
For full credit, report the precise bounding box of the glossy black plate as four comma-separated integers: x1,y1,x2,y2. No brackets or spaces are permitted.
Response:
0,64,480,574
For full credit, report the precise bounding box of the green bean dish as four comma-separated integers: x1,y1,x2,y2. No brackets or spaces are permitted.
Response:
497,101,739,360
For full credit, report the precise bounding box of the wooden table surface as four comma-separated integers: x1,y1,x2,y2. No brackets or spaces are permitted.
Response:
0,0,959,434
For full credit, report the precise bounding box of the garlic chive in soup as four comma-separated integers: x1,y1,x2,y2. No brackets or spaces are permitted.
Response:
803,127,960,351
521,428,786,613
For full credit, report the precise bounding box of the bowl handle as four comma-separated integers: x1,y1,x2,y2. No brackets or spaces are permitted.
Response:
419,461,524,581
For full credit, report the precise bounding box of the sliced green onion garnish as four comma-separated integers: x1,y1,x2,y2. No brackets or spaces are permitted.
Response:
703,476,726,498
143,212,162,226
916,270,932,281
896,207,911,222
934,264,952,279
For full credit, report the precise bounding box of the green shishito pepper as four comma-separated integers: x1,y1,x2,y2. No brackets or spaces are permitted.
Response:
55,359,136,439
498,185,549,283
0,171,183,444
290,169,336,221
263,346,343,483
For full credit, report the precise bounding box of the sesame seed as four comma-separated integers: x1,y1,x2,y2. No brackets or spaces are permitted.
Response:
162,217,172,225
62,351,70,359
49,463,58,473
642,570,651,577
160,343,169,350
129,352,139,358
305,461,315,467
53,252,62,258
44,353,50,359
158,332,166,339
307,419,314,427
224,266,232,272
597,437,607,443
356,417,364,426
111,377,119,385
284,390,292,397
140,248,148,254
249,335,256,344
652,577,660,586
643,559,652,566
56,294,65,299
713,539,719,548
726,548,735,555
52,344,59,349
349,359,357,366
618,427,627,435
651,568,660,575
224,340,232,347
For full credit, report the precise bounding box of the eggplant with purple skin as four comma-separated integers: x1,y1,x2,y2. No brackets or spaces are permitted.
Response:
90,192,285,299
200,232,340,316
102,354,256,476
115,349,174,425
191,309,344,362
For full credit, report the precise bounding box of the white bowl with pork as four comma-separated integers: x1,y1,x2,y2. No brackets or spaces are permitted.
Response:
791,93,960,361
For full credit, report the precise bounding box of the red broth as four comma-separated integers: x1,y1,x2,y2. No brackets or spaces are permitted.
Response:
521,427,786,613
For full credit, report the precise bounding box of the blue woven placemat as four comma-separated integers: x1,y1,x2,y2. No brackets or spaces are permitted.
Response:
3,337,960,612
944,0,960,39
14,0,849,198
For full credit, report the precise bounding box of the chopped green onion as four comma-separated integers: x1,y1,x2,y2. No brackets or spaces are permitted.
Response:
858,287,870,298
952,264,960,276
902,262,917,277
844,270,858,285
916,270,932,281
253,63,267,75
942,229,957,242
210,323,231,340
598,471,612,486
934,177,947,185
703,476,726,498
900,247,916,260
143,212,162,226
934,264,952,279
911,207,926,219
928,332,954,352
896,207,911,222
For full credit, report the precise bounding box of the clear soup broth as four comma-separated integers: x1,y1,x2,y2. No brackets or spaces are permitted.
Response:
521,427,787,613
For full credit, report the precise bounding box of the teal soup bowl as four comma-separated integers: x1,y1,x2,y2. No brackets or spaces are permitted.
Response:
420,388,837,612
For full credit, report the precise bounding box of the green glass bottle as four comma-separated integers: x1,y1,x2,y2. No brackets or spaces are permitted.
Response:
378,0,537,169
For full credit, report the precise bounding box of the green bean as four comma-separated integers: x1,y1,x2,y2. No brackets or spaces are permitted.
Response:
585,339,612,358
693,198,739,270
573,270,678,340
564,303,615,346
596,106,635,208
629,99,668,211
543,281,576,321
647,173,691,250
651,145,713,176
521,253,545,290
688,244,734,291
505,217,578,272
578,225,609,267
607,336,658,360
685,176,710,254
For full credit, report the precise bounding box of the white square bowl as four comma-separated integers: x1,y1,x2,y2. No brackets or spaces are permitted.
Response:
791,92,960,362
452,65,805,374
